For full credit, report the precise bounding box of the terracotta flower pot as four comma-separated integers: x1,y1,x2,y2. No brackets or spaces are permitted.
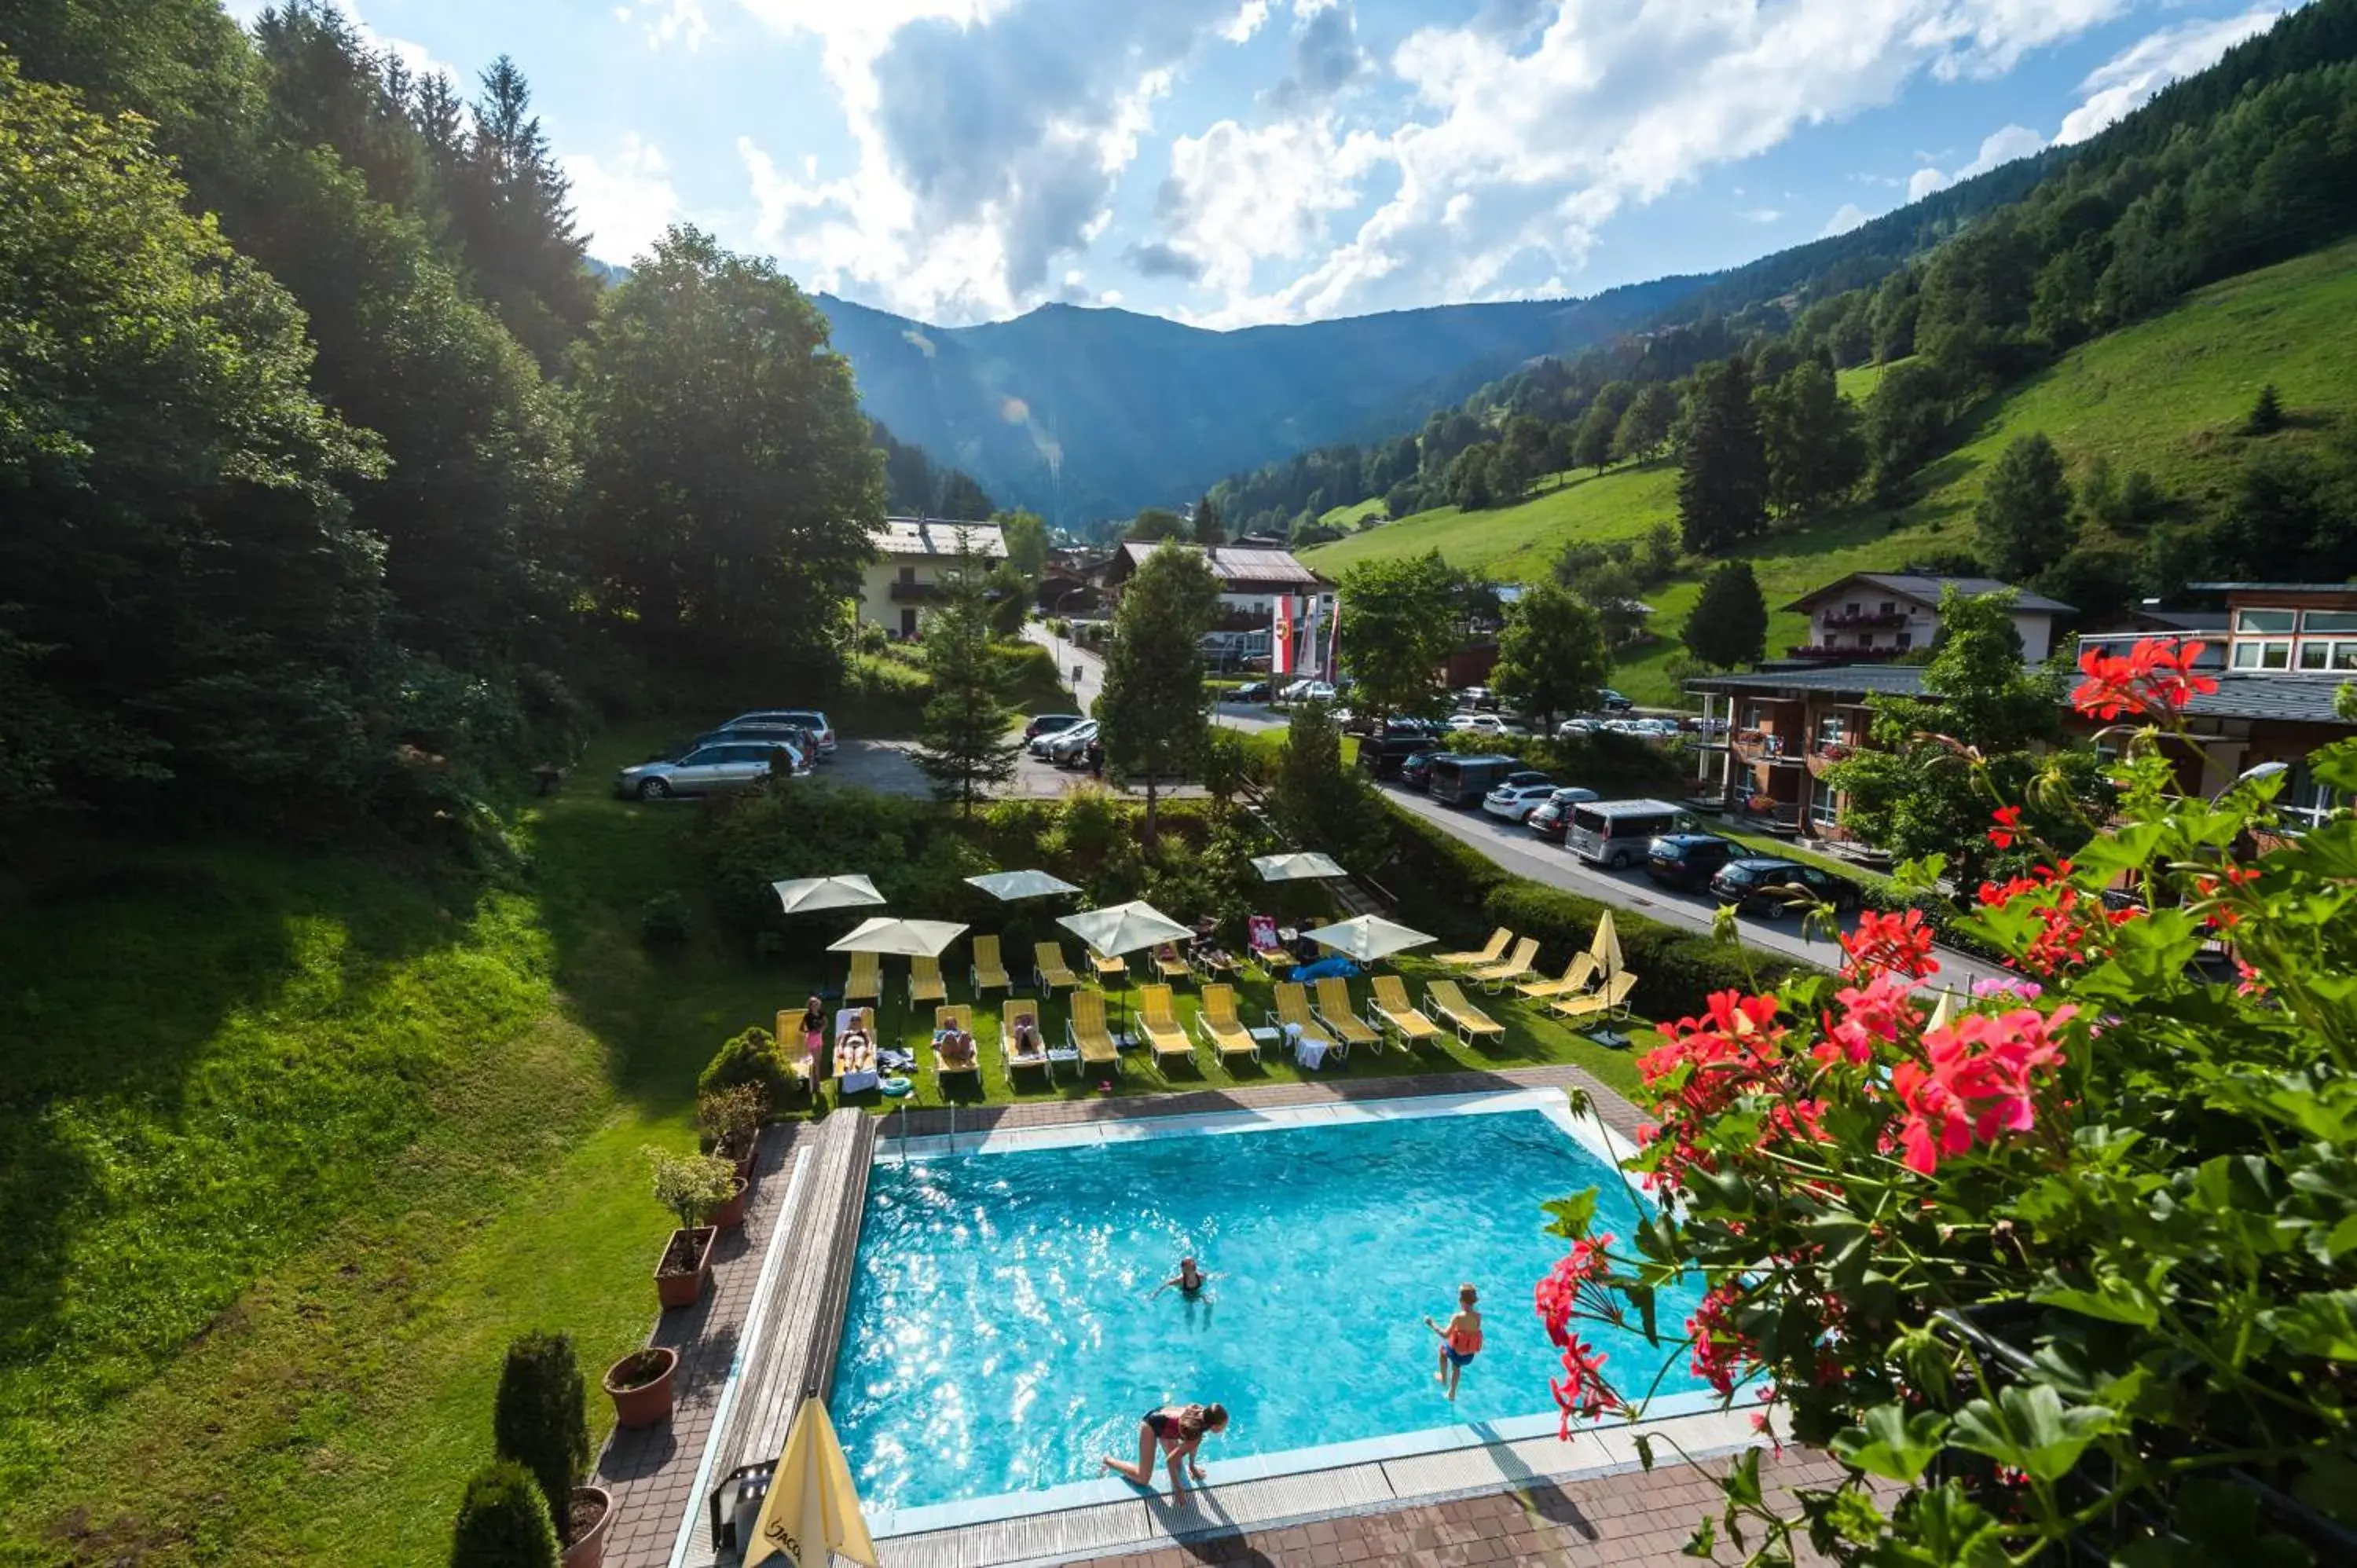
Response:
728,1130,759,1184
603,1346,680,1430
709,1175,750,1231
562,1485,613,1568
653,1225,715,1309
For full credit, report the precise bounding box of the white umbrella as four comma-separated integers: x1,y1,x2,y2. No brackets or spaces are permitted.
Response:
1058,900,1194,958
965,869,1083,902
772,874,888,916
1926,986,1959,1033
827,917,970,958
1304,915,1435,964
1251,852,1348,883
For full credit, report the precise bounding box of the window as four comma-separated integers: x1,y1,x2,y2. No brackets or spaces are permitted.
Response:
2302,639,2357,671
1896,630,1913,650
1809,794,1842,830
1879,601,1897,615
1816,713,1847,746
1858,633,1874,648
2280,762,2346,830
898,566,917,585
2232,640,2292,669
2302,610,2357,633
2234,608,2296,634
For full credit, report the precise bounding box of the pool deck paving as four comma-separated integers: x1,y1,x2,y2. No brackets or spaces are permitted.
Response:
589,1064,1835,1568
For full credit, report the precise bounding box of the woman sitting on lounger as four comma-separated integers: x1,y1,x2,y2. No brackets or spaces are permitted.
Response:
835,1028,877,1078
934,1024,977,1069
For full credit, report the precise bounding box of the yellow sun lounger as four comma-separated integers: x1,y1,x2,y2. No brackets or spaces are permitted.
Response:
1471,936,1541,993
1153,945,1193,984
1369,975,1442,1047
1066,989,1120,1073
970,934,1012,995
932,1003,981,1088
1193,984,1259,1070
843,951,882,1004
1000,997,1053,1085
1034,941,1081,995
1426,980,1505,1046
907,954,948,1006
1138,984,1196,1075
1435,927,1512,969
1312,977,1383,1053
1270,981,1341,1062
1518,952,1599,1002
1552,969,1638,1024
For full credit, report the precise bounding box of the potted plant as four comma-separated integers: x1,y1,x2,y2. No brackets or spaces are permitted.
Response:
601,1344,680,1429
449,1460,562,1568
646,1147,735,1308
697,1084,764,1184
492,1331,610,1568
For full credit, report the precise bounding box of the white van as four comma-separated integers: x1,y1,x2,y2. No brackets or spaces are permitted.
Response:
1565,798,1696,869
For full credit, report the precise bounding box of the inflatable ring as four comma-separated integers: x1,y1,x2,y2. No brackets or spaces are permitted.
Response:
880,1075,914,1097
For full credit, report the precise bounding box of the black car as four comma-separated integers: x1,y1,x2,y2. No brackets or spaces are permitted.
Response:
1644,833,1739,891
1231,680,1272,703
1710,857,1862,918
1397,749,1441,790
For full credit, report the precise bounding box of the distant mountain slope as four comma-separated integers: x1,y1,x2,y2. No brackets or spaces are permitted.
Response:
1303,239,2357,702
812,277,1704,524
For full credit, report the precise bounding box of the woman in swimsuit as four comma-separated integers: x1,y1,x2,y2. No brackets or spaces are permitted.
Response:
1102,1402,1229,1495
1149,1256,1211,1301
1426,1283,1483,1402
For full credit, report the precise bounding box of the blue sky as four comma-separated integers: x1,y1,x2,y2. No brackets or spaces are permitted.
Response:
229,0,2293,328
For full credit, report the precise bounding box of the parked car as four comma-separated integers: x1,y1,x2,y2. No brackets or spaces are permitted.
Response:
1025,713,1087,742
1230,680,1272,703
1397,749,1442,790
615,739,799,800
1281,679,1338,702
1482,776,1562,822
720,709,836,757
1565,798,1696,868
1595,689,1634,714
1428,753,1522,807
1710,857,1862,918
1525,786,1602,842
1556,717,1598,739
1644,833,1740,891
694,724,812,757
1358,725,1438,779
1449,713,1530,737
1045,720,1100,766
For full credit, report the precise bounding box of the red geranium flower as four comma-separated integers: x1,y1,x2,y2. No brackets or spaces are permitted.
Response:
2073,639,2217,720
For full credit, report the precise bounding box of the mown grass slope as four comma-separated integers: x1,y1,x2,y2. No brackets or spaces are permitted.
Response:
1304,238,2357,702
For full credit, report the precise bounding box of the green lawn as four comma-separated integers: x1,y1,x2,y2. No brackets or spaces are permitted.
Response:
0,720,1648,1565
1304,238,2357,706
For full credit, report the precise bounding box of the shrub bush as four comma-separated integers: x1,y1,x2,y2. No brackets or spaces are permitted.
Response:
644,1147,739,1230
492,1332,590,1537
697,1084,766,1150
1439,729,1685,797
1482,881,1795,1020
449,1460,561,1568
698,1026,797,1112
639,890,691,946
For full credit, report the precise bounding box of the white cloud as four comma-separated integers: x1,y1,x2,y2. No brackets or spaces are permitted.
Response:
1739,207,1783,224
1222,0,1273,43
1821,202,1871,237
562,134,684,262
1908,120,2047,200
1146,115,1387,314
641,0,713,50
2055,7,2281,145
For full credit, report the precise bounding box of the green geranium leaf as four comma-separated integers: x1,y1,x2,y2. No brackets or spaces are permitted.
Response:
2264,1291,2357,1361
1542,1189,1600,1240
1633,1431,1656,1472
2032,1280,2159,1328
1722,1445,1763,1508
1681,1515,1717,1558
1831,1403,1950,1483
1950,1384,2115,1483
1879,1481,2010,1568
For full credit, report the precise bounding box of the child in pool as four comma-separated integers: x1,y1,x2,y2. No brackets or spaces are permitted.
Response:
1150,1256,1211,1301
1426,1283,1483,1401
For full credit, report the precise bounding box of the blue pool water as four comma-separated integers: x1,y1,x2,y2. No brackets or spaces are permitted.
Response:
830,1105,1706,1514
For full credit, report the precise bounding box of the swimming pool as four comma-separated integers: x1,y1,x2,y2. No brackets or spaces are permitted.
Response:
830,1094,1710,1521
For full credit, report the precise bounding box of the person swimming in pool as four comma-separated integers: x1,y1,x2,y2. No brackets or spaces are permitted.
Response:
1102,1402,1228,1496
1149,1256,1211,1301
1426,1283,1483,1401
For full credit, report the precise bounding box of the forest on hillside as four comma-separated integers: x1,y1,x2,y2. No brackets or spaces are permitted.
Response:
0,1,996,856
1215,0,2357,610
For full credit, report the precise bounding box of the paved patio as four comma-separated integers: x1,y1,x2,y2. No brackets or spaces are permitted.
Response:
585,1064,1828,1568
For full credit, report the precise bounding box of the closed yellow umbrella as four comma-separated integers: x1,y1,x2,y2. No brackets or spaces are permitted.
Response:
1588,910,1625,978
745,1397,879,1568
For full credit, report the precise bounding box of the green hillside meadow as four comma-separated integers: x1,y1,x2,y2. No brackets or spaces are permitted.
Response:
1304,239,2357,702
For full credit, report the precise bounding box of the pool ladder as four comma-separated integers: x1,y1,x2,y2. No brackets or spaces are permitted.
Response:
893,1101,956,1164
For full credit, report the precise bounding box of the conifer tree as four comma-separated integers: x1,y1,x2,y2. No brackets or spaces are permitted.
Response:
1676,357,1769,554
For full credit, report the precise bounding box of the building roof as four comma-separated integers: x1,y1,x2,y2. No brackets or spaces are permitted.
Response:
871,518,1008,559
2187,582,2357,594
1784,572,2074,615
2182,673,2355,725
1113,540,1328,588
1685,664,1931,699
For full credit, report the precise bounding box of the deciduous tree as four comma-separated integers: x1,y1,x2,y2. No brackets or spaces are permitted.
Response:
1337,552,1461,720
1098,543,1219,848
1492,582,1611,731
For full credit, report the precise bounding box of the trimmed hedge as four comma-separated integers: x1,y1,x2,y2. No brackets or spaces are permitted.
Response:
1483,881,1799,1024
